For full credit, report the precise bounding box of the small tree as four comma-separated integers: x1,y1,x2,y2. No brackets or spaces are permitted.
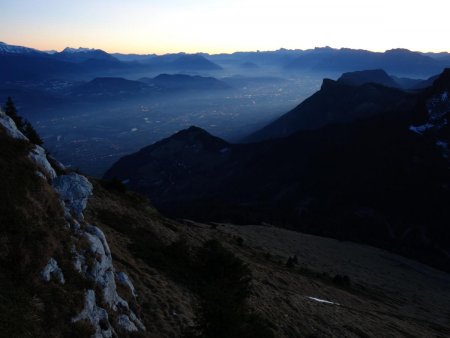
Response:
3,97,43,145
4,97,23,129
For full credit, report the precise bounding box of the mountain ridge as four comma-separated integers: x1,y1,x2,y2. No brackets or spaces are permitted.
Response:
105,69,450,273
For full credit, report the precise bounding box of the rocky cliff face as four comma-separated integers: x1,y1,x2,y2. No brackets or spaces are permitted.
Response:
0,110,145,337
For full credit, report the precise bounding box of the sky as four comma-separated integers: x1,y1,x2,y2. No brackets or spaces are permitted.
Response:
1,0,448,54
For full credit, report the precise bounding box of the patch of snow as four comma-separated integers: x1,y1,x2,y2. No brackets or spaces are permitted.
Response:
131,128,138,132
306,296,339,305
0,41,42,54
63,47,96,53
41,258,65,284
409,123,434,135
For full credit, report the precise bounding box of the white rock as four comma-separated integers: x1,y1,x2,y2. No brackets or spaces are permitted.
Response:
41,258,65,284
72,289,114,338
47,154,66,171
84,226,129,311
117,314,138,332
53,173,93,220
35,171,46,179
71,245,86,273
0,110,28,140
116,272,136,297
130,311,146,331
28,145,57,180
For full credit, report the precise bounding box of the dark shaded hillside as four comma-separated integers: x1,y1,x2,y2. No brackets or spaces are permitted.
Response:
70,77,154,99
0,53,78,81
246,77,416,142
336,69,400,88
106,70,450,272
141,74,230,90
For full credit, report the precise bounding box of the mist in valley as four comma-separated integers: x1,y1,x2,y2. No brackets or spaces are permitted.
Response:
4,65,326,176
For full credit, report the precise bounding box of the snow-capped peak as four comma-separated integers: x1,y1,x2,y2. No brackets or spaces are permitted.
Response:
0,41,42,55
62,47,98,54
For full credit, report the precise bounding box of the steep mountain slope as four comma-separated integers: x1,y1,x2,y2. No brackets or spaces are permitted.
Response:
106,70,450,273
246,77,416,142
2,104,450,337
0,110,147,337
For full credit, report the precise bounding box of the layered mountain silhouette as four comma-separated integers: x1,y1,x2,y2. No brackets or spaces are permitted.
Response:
246,71,416,142
70,77,154,98
69,74,229,100
336,69,400,88
283,48,447,76
105,69,450,272
140,74,230,90
53,47,119,63
0,43,222,82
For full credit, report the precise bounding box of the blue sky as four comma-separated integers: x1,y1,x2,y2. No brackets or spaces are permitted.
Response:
1,0,448,54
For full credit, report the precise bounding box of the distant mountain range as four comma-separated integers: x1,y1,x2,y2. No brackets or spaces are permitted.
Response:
140,74,230,90
105,68,450,272
53,47,119,63
68,74,229,99
2,42,450,82
0,42,223,82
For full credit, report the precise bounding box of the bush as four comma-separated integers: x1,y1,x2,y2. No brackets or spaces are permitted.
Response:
192,240,274,338
332,274,351,287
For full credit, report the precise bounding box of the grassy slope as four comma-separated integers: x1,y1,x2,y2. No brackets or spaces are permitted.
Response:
0,127,93,337
85,182,450,337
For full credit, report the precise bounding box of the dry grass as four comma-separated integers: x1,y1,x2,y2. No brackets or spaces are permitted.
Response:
0,126,90,337
85,176,450,337
182,223,450,337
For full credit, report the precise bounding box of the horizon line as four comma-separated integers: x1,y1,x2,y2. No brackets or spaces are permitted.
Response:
2,40,450,56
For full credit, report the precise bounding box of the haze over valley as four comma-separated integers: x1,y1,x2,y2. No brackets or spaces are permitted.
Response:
1,1,450,337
